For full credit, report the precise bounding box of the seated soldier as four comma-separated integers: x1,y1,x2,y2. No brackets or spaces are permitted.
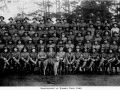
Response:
67,31,75,41
12,33,20,44
12,47,21,70
60,33,67,43
72,26,78,35
110,41,118,52
74,46,83,70
0,26,7,36
107,49,115,63
79,19,86,27
20,48,30,71
22,32,31,44
28,26,35,37
111,23,119,36
84,40,92,52
75,33,84,43
18,25,25,36
99,49,108,68
43,27,49,35
101,40,110,53
17,40,24,52
26,39,35,52
94,33,102,43
66,40,74,49
102,30,111,42
56,47,66,66
49,26,56,36
81,49,91,68
3,32,11,44
111,32,119,42
32,33,39,45
80,27,86,36
85,31,93,41
47,40,56,50
92,41,100,52
95,26,103,35
57,27,64,35
9,24,17,35
95,18,102,27
37,39,45,51
87,24,95,36
103,19,110,27
50,33,59,43
29,48,38,72
65,48,75,73
30,17,38,29
57,40,65,51
1,47,11,70
37,27,44,36
7,40,14,52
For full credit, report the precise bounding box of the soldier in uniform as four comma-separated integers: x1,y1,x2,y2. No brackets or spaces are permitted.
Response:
46,47,56,75
18,25,25,37
12,33,20,45
20,48,30,73
1,47,11,72
29,48,38,73
84,40,92,52
32,33,39,45
26,39,35,52
61,33,67,44
74,46,83,73
66,40,74,50
17,40,24,52
87,24,95,36
12,47,21,73
0,16,6,27
28,26,35,37
65,48,75,74
38,48,47,74
110,41,118,52
81,49,90,72
85,31,93,42
3,32,11,44
22,32,31,44
101,40,110,52
9,24,17,35
92,41,101,52
56,47,66,74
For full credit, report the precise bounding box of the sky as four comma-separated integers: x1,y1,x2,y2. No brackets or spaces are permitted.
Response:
0,0,80,22
0,0,119,22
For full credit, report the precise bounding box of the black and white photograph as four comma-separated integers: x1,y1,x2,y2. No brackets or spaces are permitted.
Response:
0,0,120,87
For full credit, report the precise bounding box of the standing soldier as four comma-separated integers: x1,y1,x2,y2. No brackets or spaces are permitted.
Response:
37,39,46,52
0,16,6,27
